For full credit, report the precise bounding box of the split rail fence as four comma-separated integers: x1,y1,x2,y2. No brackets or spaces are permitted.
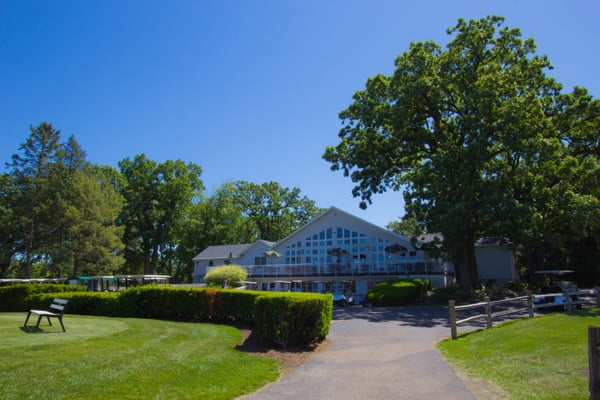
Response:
448,289,599,340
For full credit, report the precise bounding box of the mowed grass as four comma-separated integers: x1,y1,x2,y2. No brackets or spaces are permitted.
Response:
0,313,279,400
438,308,600,400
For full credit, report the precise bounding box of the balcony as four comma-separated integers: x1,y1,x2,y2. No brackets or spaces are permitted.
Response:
238,261,444,279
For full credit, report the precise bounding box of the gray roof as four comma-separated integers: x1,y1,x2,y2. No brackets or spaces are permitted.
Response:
192,240,275,261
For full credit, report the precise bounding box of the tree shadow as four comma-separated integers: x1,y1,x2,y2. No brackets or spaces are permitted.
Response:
332,304,453,327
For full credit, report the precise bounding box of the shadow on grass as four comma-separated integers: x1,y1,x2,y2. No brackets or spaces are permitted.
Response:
20,325,66,334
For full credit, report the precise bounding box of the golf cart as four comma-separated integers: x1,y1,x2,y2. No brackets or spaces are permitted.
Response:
331,281,355,307
534,270,581,310
333,293,354,307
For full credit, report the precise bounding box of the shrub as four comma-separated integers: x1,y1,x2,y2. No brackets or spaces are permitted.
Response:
253,292,332,348
118,286,209,320
5,284,333,347
505,280,530,294
26,291,120,316
365,279,424,306
0,284,86,312
204,264,248,287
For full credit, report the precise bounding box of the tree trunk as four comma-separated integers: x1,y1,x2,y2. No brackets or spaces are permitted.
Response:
465,237,480,289
454,235,480,293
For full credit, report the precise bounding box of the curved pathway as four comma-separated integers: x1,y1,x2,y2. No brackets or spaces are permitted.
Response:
239,304,503,400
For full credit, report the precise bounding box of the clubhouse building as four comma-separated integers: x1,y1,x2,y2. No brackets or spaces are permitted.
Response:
192,207,516,302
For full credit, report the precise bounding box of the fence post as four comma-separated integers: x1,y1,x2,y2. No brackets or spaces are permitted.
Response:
589,326,600,400
527,291,534,318
484,296,492,329
565,290,572,311
449,300,457,340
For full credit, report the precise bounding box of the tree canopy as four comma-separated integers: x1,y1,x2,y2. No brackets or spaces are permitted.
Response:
2,123,124,278
323,16,600,290
2,129,325,281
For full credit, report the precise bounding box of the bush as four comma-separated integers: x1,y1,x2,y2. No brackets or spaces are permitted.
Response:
118,286,209,320
0,284,86,312
26,291,120,316
4,284,333,347
365,279,426,306
253,292,332,348
204,264,248,287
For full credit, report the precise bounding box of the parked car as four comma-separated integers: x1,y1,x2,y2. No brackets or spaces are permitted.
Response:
534,270,581,310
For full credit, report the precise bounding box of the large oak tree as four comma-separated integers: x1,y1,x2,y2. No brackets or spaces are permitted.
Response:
323,16,600,291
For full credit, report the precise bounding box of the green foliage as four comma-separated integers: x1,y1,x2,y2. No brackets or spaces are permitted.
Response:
323,15,600,291
253,292,332,348
204,264,249,287
117,286,211,320
118,155,204,276
365,279,428,306
27,291,120,316
223,181,325,242
3,123,125,278
504,280,531,294
5,284,332,347
0,283,85,312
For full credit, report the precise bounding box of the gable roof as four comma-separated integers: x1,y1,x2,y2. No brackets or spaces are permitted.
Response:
192,240,275,261
273,206,414,249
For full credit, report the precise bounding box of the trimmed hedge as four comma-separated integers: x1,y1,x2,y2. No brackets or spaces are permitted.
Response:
2,284,332,347
253,292,332,348
365,279,431,306
0,284,86,312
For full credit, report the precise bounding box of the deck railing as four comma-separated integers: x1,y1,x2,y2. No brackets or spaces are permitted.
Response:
227,261,445,278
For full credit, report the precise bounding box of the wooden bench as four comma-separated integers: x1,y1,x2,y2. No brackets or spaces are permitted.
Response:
23,298,68,332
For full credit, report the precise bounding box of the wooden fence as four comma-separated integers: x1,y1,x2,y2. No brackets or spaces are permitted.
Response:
448,295,534,340
448,289,599,340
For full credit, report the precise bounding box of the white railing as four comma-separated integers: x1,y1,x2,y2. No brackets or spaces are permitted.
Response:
209,261,445,278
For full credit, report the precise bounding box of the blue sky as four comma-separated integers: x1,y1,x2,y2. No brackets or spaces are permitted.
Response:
1,0,598,227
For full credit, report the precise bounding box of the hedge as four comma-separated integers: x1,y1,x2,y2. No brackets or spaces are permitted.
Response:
0,284,86,312
365,279,431,306
253,292,332,348
1,284,331,347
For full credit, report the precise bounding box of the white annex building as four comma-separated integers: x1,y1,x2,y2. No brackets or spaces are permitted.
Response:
192,207,516,302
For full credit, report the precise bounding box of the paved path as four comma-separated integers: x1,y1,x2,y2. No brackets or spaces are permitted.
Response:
239,304,496,400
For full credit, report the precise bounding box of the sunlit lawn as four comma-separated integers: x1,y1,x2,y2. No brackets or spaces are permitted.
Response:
438,308,600,400
0,313,279,400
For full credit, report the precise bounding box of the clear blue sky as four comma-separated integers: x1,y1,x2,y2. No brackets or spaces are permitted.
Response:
1,0,598,227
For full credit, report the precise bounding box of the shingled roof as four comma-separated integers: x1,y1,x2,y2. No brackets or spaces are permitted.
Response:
192,240,275,261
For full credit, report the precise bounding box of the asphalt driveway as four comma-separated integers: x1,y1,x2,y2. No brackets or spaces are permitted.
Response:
238,304,501,400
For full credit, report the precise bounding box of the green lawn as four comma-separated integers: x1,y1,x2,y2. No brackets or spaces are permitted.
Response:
0,313,279,400
438,308,600,400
